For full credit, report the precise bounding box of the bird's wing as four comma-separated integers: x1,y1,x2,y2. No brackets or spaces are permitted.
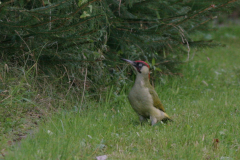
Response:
148,86,165,112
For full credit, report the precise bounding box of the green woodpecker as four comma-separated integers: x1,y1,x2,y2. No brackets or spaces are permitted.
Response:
122,58,172,125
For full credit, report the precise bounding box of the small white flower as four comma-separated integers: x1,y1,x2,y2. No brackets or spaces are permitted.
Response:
88,135,92,139
220,156,232,160
47,130,53,135
96,155,107,160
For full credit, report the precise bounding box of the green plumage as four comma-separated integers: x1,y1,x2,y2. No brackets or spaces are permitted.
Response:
148,85,165,112
122,58,172,125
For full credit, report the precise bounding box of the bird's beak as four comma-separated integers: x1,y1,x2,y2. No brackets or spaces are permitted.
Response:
121,58,136,66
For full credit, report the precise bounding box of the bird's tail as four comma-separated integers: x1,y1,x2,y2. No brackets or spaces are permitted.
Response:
162,113,173,123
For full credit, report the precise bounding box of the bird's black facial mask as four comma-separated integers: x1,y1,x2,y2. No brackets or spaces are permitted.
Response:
135,62,144,73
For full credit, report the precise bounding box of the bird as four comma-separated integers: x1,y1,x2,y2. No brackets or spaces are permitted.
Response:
121,58,172,125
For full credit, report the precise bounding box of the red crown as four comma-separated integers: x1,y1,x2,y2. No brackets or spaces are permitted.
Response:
135,60,150,68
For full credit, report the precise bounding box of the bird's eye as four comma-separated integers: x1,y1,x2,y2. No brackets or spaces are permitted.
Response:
138,63,142,67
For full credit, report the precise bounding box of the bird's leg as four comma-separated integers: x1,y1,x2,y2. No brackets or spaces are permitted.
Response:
139,115,147,126
150,116,157,126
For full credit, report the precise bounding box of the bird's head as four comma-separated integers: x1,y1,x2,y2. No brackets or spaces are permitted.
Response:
121,58,150,79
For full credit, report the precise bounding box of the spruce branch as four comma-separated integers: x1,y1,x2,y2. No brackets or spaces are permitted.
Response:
188,16,218,32
175,5,215,26
0,18,70,28
71,0,100,16
217,0,238,8
55,0,101,30
30,0,71,12
0,0,14,11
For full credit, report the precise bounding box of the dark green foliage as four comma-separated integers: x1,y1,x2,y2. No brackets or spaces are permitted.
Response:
0,0,239,94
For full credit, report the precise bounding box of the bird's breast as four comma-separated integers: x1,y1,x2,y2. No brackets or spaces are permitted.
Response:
128,83,153,117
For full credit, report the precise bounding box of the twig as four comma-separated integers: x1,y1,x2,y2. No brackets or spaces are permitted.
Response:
14,30,31,67
118,0,122,16
64,65,72,97
80,68,88,109
14,30,31,53
169,25,190,62
63,65,70,82
48,0,52,30
65,78,75,97
0,95,11,103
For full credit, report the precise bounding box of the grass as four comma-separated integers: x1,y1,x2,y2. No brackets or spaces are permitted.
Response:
3,26,240,159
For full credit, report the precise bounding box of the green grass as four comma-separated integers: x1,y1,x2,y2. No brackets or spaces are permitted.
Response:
4,26,240,159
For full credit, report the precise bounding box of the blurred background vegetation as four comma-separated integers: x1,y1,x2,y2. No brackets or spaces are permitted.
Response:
0,0,240,146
